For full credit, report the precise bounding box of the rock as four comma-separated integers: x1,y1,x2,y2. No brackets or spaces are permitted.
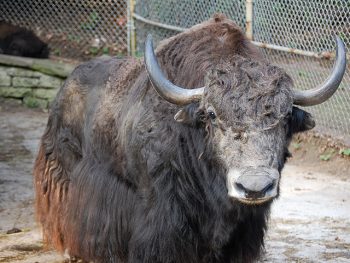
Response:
6,227,22,234
23,96,48,109
0,54,77,77
12,76,39,87
6,67,42,77
0,87,31,98
0,65,65,108
38,75,63,89
0,71,11,86
32,88,58,100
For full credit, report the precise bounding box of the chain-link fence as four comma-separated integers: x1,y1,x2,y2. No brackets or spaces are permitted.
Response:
0,0,128,61
134,0,246,52
134,0,350,146
1,0,349,145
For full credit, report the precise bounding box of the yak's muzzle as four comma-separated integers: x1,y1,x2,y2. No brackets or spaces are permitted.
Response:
227,168,279,205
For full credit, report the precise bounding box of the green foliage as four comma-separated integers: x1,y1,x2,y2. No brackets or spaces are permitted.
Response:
319,149,335,161
68,34,81,43
134,51,144,58
81,11,100,30
25,98,39,108
89,47,99,56
292,143,302,149
116,52,125,58
102,47,109,55
339,148,350,156
23,96,48,109
53,49,61,56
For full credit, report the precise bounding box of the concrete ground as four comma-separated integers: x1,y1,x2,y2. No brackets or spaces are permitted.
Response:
0,101,349,263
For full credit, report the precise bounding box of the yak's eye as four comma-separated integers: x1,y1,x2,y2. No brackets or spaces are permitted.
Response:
208,111,216,120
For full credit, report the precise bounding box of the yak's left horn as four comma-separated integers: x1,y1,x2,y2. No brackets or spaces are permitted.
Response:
144,34,205,105
293,36,346,106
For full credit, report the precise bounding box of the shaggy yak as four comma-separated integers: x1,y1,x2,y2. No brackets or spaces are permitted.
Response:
34,14,346,263
0,20,49,58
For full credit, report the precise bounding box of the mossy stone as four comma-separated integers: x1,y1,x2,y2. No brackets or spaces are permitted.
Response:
12,77,39,87
32,88,58,100
23,96,48,109
0,87,31,98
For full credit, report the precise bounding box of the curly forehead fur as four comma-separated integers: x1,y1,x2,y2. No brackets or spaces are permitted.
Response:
154,14,293,132
202,56,293,130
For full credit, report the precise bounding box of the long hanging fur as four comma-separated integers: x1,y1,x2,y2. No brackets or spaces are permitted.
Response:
34,14,307,262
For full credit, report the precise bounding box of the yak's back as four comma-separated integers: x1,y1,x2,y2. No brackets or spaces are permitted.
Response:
51,56,141,136
34,55,142,252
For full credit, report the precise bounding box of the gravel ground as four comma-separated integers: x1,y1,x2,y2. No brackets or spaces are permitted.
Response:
0,101,349,263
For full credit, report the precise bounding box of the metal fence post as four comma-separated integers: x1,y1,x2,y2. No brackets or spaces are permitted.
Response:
245,0,254,40
127,0,136,56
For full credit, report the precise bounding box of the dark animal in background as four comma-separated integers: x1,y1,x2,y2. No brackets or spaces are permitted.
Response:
34,14,346,263
0,20,49,58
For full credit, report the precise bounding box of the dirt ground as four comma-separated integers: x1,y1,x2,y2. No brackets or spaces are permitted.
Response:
0,100,349,263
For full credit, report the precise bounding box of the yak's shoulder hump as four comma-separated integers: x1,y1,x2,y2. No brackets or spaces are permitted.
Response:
68,56,140,90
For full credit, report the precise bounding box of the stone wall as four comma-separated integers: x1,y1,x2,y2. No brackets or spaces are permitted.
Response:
0,66,65,108
0,54,77,109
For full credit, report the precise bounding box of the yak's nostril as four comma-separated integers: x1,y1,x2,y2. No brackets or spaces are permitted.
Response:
234,179,275,199
234,182,246,193
261,181,275,194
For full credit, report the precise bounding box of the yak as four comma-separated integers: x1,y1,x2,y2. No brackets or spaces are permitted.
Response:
0,20,49,58
34,14,346,263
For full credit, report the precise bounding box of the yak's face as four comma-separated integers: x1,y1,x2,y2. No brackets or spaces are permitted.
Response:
201,61,315,204
176,59,315,205
145,33,345,205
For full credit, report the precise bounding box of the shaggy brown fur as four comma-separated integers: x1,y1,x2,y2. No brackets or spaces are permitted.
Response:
34,14,313,262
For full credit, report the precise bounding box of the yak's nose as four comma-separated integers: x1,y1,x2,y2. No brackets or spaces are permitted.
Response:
227,168,279,204
234,176,275,199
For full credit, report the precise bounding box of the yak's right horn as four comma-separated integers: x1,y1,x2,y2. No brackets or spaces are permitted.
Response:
144,34,205,105
293,36,347,106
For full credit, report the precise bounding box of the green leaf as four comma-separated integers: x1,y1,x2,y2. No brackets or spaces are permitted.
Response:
89,47,99,55
320,149,335,161
339,148,350,156
102,47,109,55
292,143,301,149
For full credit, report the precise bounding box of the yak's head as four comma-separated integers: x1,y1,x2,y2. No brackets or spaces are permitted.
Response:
145,35,346,205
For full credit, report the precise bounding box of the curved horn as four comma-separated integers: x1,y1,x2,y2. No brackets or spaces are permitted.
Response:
144,34,205,105
293,36,347,106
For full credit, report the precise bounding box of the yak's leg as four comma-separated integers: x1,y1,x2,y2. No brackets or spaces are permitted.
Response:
128,168,201,263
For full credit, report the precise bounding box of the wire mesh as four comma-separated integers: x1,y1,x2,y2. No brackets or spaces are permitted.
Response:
134,0,246,52
134,0,350,145
253,0,350,145
0,0,128,61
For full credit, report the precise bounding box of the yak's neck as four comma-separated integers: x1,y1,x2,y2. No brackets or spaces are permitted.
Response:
176,126,270,261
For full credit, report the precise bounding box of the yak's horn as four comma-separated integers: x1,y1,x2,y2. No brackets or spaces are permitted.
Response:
293,36,346,106
144,34,205,105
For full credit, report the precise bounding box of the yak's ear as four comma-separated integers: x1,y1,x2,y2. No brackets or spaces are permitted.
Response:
174,103,201,125
174,109,188,123
290,106,315,133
